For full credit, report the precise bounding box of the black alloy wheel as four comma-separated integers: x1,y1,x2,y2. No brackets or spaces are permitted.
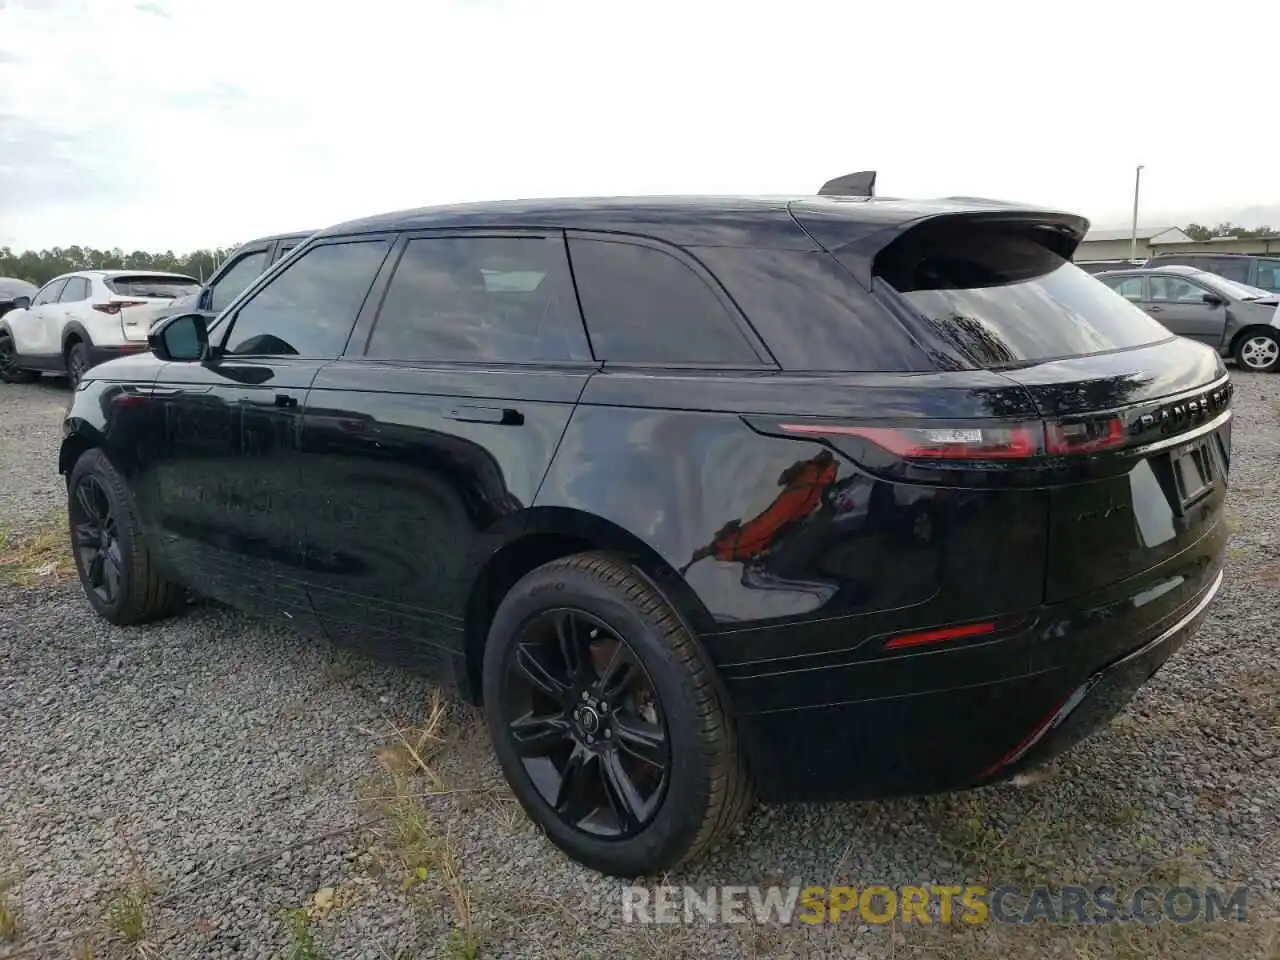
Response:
483,552,753,877
0,334,37,383
67,342,90,388
501,608,670,838
70,473,124,606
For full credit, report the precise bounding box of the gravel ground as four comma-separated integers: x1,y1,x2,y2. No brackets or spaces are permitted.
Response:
1,373,1277,960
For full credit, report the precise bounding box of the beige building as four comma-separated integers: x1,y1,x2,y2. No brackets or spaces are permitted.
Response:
1075,226,1193,262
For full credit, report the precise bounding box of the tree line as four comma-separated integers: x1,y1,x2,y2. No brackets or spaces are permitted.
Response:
1182,222,1275,242
0,245,237,287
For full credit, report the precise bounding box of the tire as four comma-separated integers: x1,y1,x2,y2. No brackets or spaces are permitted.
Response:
482,551,753,877
1234,330,1280,373
67,448,186,625
0,333,38,384
66,340,91,388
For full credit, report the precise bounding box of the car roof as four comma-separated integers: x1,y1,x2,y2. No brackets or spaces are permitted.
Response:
1098,265,1204,278
316,195,1089,252
244,229,316,245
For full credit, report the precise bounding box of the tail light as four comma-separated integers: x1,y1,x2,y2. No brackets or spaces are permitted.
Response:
778,423,1042,460
765,415,1134,464
92,300,147,315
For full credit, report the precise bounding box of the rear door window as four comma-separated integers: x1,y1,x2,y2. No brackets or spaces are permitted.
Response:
1199,257,1250,283
221,240,390,358
568,237,761,365
1101,276,1145,301
1255,258,1280,292
365,235,590,362
58,277,91,302
875,227,1172,367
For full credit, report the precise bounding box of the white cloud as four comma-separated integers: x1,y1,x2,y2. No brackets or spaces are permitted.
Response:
1,0,1276,251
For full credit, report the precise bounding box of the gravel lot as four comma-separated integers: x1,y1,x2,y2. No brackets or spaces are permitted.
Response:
1,373,1277,960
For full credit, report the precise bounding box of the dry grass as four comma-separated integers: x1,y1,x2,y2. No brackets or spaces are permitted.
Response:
0,511,73,586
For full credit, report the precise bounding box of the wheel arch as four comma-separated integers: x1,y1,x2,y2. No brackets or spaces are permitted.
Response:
461,506,716,704
61,320,93,355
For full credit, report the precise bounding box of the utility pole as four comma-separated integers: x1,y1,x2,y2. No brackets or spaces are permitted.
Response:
1129,164,1144,262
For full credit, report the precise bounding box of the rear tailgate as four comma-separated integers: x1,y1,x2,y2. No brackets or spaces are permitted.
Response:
102,274,201,342
996,339,1231,602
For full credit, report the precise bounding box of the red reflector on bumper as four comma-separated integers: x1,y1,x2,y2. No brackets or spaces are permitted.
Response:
883,621,996,650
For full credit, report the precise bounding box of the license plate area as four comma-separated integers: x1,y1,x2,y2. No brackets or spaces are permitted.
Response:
1170,439,1215,511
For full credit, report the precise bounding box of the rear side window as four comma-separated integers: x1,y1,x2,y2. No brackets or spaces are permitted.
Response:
58,277,90,302
366,235,590,362
568,238,759,364
222,240,390,358
106,275,201,298
1201,257,1250,283
1101,276,1144,301
209,250,269,313
1255,259,1280,292
875,227,1173,367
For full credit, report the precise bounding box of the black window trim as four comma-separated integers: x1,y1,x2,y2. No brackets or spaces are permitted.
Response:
204,246,272,314
563,229,779,371
213,233,396,359
343,227,600,370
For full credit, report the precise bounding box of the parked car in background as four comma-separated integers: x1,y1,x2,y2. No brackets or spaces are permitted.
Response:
153,230,315,327
0,278,37,319
1144,252,1280,293
1097,265,1280,372
0,270,200,385
1075,259,1145,275
61,193,1229,877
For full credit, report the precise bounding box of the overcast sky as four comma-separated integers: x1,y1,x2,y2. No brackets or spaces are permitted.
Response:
1,0,1276,252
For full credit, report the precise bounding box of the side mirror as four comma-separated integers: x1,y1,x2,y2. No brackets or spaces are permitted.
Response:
1202,293,1225,307
11,295,30,311
148,313,209,362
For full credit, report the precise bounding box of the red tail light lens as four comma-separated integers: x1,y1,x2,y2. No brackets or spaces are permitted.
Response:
883,621,997,650
1045,415,1127,455
92,300,148,315
778,423,1043,461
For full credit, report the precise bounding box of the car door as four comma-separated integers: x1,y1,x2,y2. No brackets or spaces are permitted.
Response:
55,276,92,344
137,236,394,632
297,230,595,678
1145,275,1227,346
9,277,68,358
1100,274,1146,306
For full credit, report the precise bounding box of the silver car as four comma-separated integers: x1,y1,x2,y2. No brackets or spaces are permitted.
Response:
1098,265,1280,372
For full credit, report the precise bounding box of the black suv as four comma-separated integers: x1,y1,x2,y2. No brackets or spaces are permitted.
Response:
61,195,1230,877
153,229,314,325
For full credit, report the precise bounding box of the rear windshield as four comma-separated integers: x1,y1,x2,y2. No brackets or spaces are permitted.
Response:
105,275,201,298
875,227,1173,367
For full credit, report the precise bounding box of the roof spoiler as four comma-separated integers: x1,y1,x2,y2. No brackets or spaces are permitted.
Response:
818,171,876,198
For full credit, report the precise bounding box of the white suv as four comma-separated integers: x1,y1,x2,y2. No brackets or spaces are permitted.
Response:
0,270,200,386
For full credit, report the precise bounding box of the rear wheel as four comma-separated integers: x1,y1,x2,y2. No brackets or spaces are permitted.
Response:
68,448,186,625
1235,330,1280,373
482,552,752,877
0,333,38,384
66,341,91,387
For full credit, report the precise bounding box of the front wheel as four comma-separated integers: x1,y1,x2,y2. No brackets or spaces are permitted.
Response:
1235,331,1280,373
482,552,753,877
67,448,187,625
0,333,39,383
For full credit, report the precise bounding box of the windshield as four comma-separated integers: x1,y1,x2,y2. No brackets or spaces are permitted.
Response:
876,228,1173,367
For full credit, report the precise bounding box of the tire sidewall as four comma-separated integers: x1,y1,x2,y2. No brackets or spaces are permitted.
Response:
67,342,90,387
482,560,715,877
68,450,140,622
1236,331,1280,373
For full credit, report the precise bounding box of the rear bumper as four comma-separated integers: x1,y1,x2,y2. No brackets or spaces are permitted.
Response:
721,522,1226,802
